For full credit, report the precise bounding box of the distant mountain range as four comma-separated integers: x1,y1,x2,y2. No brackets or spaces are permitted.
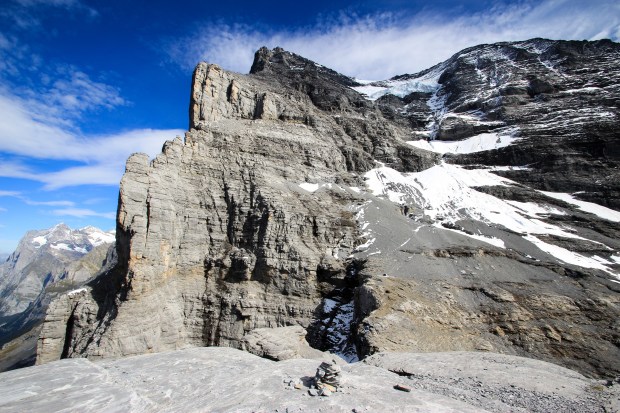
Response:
0,223,115,371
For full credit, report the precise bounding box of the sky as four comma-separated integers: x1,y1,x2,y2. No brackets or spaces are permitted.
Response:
0,0,618,254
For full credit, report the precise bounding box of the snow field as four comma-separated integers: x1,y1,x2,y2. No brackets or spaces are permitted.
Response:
362,162,619,276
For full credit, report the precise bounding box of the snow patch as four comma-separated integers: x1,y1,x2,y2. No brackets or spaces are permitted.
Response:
299,183,320,192
84,229,115,246
505,201,566,217
51,243,75,252
540,191,620,222
435,223,506,248
323,299,338,313
326,301,358,363
67,288,87,297
355,238,376,252
525,235,618,278
407,132,519,154
361,162,619,275
351,66,444,101
32,236,47,248
363,162,597,242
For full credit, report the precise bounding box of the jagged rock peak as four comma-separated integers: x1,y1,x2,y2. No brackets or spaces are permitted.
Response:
249,46,360,87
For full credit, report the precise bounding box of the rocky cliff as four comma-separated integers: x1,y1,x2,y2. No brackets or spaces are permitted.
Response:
36,39,620,378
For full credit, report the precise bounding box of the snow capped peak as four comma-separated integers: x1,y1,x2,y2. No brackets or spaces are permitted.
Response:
80,225,99,231
86,228,115,247
28,223,114,253
50,222,71,233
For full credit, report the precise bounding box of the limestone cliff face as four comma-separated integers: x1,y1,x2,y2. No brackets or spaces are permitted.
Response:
37,42,620,378
37,54,418,361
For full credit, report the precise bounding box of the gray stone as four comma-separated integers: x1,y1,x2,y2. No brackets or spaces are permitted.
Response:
2,347,619,412
243,326,330,361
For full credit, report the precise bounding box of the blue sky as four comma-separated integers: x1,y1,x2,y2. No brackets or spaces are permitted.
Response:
0,0,618,254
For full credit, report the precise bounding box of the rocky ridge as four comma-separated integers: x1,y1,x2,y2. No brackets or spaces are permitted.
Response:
35,39,620,379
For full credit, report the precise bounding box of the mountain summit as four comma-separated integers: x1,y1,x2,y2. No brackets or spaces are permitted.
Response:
0,223,114,319
36,39,620,379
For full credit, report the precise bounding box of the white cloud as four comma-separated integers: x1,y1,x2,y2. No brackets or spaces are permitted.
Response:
23,199,74,206
3,67,127,130
51,207,115,220
0,190,74,206
82,197,106,205
0,13,175,192
3,0,97,29
37,69,126,119
14,0,82,6
168,0,620,79
0,89,183,189
0,93,176,160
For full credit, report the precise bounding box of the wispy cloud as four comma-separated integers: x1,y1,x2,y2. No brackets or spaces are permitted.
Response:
167,0,620,79
32,68,127,122
2,0,97,30
0,93,182,188
23,199,74,206
82,197,106,205
0,91,178,160
0,1,181,193
52,207,115,220
0,190,74,206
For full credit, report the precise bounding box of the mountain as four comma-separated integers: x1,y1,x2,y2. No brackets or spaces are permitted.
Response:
0,223,115,318
35,39,620,379
0,224,115,370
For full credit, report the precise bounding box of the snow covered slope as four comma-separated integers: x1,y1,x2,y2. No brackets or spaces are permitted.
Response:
362,162,619,277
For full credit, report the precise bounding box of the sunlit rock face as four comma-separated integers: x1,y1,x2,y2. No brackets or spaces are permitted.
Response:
37,39,620,378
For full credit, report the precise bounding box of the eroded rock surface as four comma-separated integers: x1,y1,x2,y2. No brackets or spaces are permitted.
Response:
6,347,620,413
242,325,327,361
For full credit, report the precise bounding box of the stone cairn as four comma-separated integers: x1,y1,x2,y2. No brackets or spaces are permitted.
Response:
311,360,342,396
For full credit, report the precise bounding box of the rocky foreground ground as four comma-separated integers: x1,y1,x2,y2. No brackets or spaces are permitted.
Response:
1,346,618,412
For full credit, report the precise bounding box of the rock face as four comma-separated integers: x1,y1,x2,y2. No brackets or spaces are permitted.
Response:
242,325,327,361
36,40,620,379
0,224,115,356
